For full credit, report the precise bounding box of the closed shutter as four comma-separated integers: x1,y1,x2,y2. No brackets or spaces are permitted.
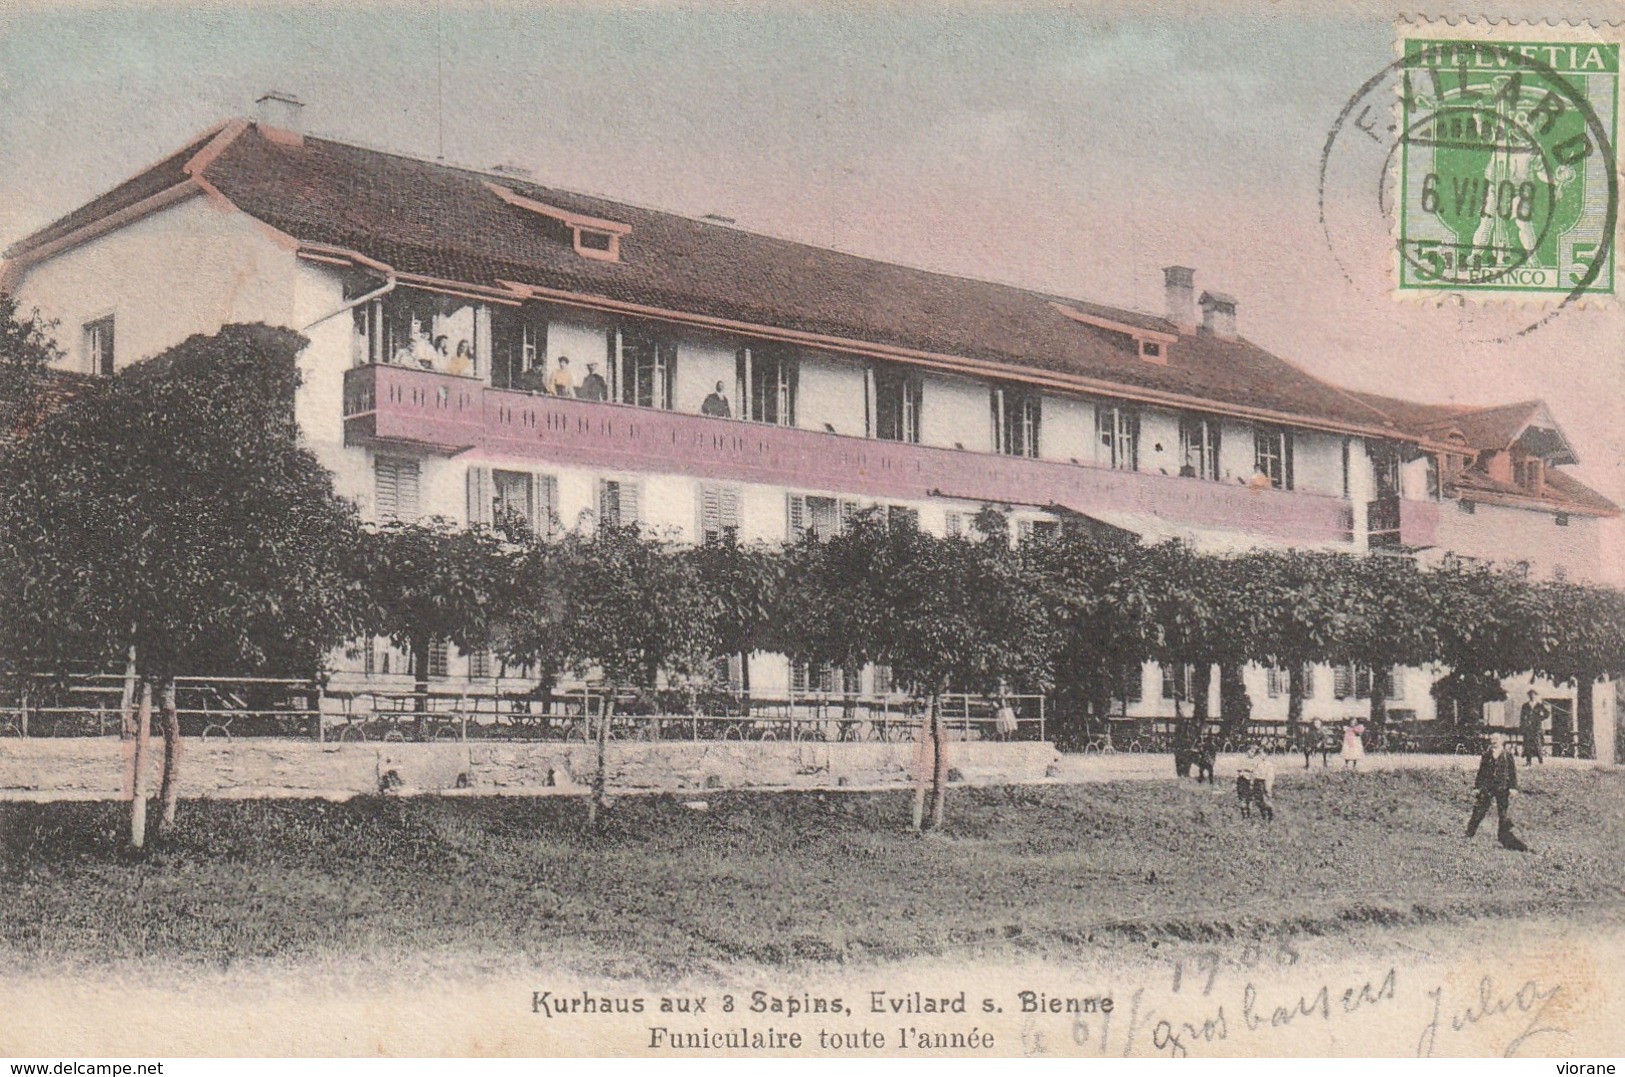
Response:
838,498,857,533
533,474,558,537
620,481,641,526
1333,664,1353,700
375,456,420,522
428,639,449,679
787,494,808,540
699,485,721,542
466,467,493,527
1302,666,1316,700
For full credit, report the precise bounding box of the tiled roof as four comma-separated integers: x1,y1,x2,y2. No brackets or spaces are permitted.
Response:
4,126,225,260
1451,467,1618,517
110,123,1406,433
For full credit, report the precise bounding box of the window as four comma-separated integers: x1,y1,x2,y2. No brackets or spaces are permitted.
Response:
468,468,557,538
1372,444,1401,498
698,484,743,543
1514,456,1546,494
713,654,744,692
1253,427,1294,489
884,505,919,531
491,307,546,389
1017,518,1059,543
1268,665,1316,698
1161,663,1196,702
1386,667,1404,701
614,326,675,410
736,347,796,426
374,456,421,522
1334,664,1375,700
1178,416,1220,480
788,494,856,542
1096,404,1139,471
791,660,851,695
428,639,449,679
597,479,642,529
1115,664,1144,704
467,648,492,680
873,366,922,443
83,316,114,376
872,664,895,695
944,511,968,538
992,386,1041,457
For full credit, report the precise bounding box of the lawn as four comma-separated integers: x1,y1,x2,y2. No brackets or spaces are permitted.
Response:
2,767,1621,979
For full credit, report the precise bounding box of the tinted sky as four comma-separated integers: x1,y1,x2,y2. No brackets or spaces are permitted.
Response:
1,0,1619,573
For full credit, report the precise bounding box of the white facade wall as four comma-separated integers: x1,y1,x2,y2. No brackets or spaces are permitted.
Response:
15,196,299,374
1431,501,1603,582
920,372,992,451
795,351,866,437
1294,430,1344,497
1138,409,1182,476
1038,394,1092,463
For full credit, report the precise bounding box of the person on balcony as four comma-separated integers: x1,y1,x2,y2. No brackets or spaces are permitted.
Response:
701,381,732,418
550,356,576,397
577,362,608,401
447,339,475,378
515,356,549,394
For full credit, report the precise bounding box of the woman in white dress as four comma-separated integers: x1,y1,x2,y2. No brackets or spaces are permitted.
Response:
1341,721,1366,770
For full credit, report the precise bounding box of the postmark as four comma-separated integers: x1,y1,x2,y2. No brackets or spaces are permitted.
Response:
1394,20,1620,302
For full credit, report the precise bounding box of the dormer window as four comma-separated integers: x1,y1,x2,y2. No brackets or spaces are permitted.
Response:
487,181,630,263
1049,302,1175,364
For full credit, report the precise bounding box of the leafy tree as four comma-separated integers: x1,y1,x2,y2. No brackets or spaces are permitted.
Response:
1427,556,1542,735
1526,578,1625,759
691,537,786,698
354,519,510,730
1322,552,1439,730
0,324,361,847
543,525,721,825
786,511,1053,830
1237,550,1344,736
1025,521,1154,744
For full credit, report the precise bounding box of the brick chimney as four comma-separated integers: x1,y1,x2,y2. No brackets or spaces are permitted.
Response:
1199,291,1238,339
1163,266,1196,332
255,91,305,145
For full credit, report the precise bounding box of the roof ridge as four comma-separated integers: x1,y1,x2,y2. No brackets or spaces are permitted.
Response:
294,128,1181,333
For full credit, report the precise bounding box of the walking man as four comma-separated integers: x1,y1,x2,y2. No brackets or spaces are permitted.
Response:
1466,732,1528,851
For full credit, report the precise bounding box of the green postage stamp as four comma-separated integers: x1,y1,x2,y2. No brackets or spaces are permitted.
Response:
1396,20,1620,300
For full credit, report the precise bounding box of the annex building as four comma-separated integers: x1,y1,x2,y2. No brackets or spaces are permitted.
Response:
3,104,1617,751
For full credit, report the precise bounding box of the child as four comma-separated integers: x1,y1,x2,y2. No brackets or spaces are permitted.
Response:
1342,721,1366,770
1235,743,1276,821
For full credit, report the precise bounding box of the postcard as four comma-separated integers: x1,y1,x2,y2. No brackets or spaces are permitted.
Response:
0,0,1621,1060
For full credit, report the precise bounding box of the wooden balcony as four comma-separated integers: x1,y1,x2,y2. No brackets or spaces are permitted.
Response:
1367,494,1441,549
343,363,1358,545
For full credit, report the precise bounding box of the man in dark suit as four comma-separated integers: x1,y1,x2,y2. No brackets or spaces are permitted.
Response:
1466,732,1528,851
1518,689,1548,764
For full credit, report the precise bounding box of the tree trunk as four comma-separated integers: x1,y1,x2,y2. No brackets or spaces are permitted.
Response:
157,678,182,835
1286,664,1305,736
129,679,152,852
1368,674,1388,731
589,692,613,828
1576,675,1595,760
411,635,431,740
1218,664,1250,740
928,690,948,832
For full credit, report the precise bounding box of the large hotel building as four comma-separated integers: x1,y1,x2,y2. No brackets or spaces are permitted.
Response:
4,106,1616,750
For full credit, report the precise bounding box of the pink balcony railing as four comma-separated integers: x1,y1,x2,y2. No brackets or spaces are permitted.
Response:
343,364,1359,545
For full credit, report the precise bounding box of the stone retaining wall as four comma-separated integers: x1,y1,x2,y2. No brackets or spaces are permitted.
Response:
0,737,1062,799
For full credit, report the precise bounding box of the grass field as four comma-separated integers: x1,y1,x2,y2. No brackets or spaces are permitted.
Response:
2,767,1621,979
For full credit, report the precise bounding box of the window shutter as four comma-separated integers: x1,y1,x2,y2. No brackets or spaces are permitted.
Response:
788,494,807,540
376,456,420,522
1302,666,1316,700
839,499,857,533
597,479,614,526
723,487,741,533
1333,664,1353,700
699,485,722,542
621,481,642,526
533,474,558,537
466,467,493,527
945,512,964,538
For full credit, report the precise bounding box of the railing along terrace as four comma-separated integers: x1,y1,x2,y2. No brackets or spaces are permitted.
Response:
0,675,1045,745
343,364,1362,546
